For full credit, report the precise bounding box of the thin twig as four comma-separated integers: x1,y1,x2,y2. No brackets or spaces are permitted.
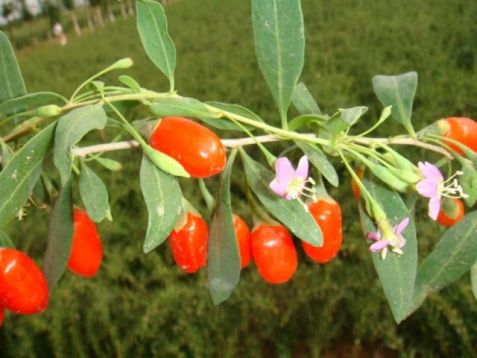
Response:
352,136,452,159
71,134,311,157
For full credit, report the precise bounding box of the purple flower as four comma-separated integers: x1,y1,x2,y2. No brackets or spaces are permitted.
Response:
269,156,313,200
415,161,467,220
367,217,409,260
416,161,443,220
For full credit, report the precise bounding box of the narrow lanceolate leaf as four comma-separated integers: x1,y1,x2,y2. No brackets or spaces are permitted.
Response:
0,31,26,102
241,149,322,246
148,96,218,119
140,155,182,253
0,231,14,248
53,104,107,185
297,142,338,187
372,72,417,136
325,106,368,136
252,0,305,122
136,0,176,89
43,178,74,289
79,162,111,223
118,75,141,93
0,123,55,228
471,263,477,301
0,91,66,117
203,101,264,132
94,157,123,171
359,179,417,323
208,150,241,305
406,211,477,317
291,82,321,115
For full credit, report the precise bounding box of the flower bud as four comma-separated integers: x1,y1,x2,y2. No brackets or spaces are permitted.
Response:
111,58,134,70
35,105,62,117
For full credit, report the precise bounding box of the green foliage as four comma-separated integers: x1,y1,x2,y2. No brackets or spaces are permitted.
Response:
372,72,418,135
148,96,217,118
79,161,112,223
139,155,182,253
252,0,305,125
53,104,107,185
409,212,477,316
0,31,26,102
136,0,176,90
297,142,338,187
360,180,417,323
43,177,74,289
0,123,55,228
208,150,240,305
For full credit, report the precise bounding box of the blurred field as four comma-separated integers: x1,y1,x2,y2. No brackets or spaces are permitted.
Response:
2,0,477,356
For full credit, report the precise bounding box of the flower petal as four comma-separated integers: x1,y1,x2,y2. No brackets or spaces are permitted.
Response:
416,179,439,198
394,217,410,236
428,195,441,220
274,157,295,183
269,179,288,197
418,161,443,181
395,236,406,249
370,240,390,252
367,230,381,241
295,155,309,179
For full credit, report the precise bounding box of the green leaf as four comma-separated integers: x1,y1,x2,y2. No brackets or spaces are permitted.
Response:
53,104,107,185
296,142,338,187
0,231,14,248
252,0,305,121
118,75,141,93
291,82,321,115
143,145,190,178
43,178,74,289
79,162,111,223
288,114,328,131
460,162,477,207
136,0,176,89
208,150,241,305
148,96,218,119
359,179,417,323
94,157,123,171
240,149,322,245
372,72,417,135
0,31,26,102
471,263,477,301
140,155,182,253
326,106,368,135
202,101,264,132
407,211,477,317
0,123,55,228
0,91,66,117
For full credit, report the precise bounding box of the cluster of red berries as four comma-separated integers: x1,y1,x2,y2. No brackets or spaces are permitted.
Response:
0,208,102,326
149,116,343,282
168,200,342,284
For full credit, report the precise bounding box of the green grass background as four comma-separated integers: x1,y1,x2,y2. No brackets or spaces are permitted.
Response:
1,0,477,356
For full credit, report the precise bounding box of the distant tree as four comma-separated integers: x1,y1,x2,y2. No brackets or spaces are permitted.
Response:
45,0,61,28
63,0,82,35
2,1,16,44
20,0,34,22
104,0,115,23
89,0,104,28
